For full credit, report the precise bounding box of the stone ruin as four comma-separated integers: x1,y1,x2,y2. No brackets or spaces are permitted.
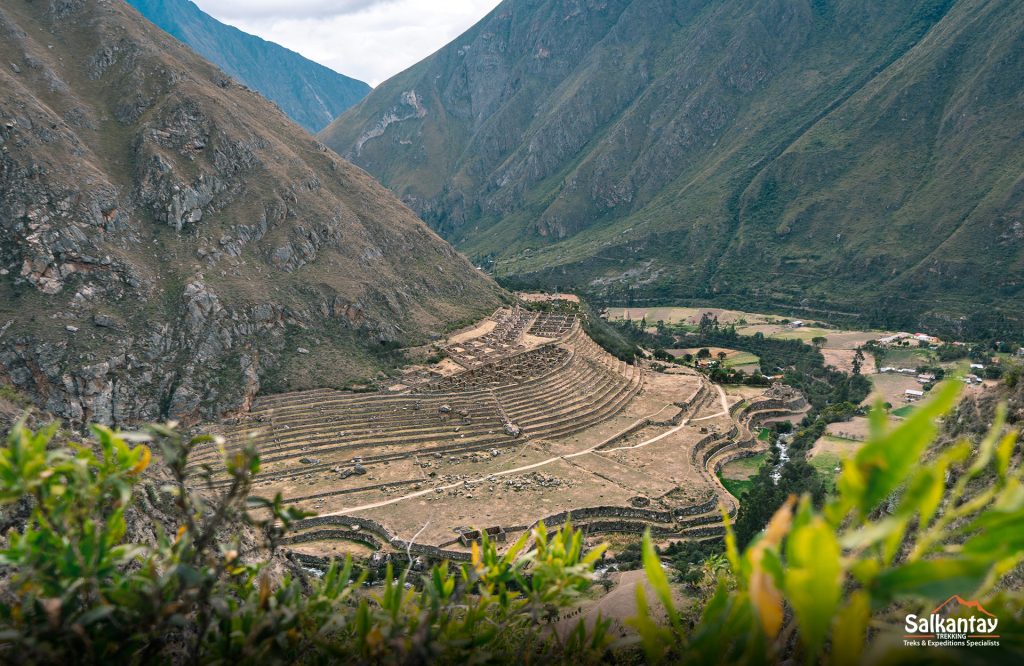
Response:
767,381,798,401
528,313,576,338
458,526,507,547
420,345,569,393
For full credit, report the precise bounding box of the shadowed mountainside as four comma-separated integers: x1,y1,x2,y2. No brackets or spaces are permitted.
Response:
126,0,370,132
0,0,502,427
322,0,1024,333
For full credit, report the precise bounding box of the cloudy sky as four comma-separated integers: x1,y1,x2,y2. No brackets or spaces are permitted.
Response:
191,0,503,86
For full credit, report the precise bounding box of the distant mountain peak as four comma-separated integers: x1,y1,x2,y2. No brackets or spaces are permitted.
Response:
126,0,370,132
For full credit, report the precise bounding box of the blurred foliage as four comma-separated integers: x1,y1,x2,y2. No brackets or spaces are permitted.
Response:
1,381,1022,663
0,419,609,663
634,381,1024,664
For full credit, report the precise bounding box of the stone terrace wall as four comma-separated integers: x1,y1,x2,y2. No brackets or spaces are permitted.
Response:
288,515,475,563
281,529,383,550
673,495,718,518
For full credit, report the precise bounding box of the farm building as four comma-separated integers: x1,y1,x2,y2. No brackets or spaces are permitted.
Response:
904,389,925,402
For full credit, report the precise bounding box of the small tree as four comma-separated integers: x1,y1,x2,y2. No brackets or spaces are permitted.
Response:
852,347,865,375
698,312,718,336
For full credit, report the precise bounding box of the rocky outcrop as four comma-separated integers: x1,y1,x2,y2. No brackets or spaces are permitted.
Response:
0,0,501,428
352,91,428,157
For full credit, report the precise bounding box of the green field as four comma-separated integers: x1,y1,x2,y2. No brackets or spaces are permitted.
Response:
878,347,935,366
720,477,756,499
724,351,761,369
809,452,845,492
757,428,771,441
718,452,768,499
891,405,916,418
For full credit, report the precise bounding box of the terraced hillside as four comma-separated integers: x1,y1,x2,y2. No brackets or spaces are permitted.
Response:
205,302,809,564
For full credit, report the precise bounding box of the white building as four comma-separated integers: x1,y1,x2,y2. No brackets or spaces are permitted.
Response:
877,332,911,346
905,389,925,402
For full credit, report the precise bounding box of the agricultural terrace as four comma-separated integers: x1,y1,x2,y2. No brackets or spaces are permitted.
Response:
199,300,809,565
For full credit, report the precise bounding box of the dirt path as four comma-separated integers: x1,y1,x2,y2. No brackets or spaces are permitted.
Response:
318,381,727,518
553,569,685,640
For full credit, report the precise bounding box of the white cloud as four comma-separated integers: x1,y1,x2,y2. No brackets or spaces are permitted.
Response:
191,0,503,86
195,1,399,21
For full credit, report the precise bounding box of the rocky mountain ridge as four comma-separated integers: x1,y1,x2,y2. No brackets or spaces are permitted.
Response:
322,0,1024,334
125,0,371,132
0,0,502,427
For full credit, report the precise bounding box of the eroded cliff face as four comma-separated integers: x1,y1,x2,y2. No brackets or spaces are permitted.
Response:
0,0,502,427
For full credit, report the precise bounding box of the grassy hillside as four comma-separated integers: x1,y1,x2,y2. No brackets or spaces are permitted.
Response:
322,0,1024,334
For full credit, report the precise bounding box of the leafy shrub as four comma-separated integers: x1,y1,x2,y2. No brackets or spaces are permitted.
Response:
633,381,1024,664
2,381,1023,664
0,420,609,663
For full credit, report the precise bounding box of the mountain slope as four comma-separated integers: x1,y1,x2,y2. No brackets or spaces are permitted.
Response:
322,0,1024,333
0,0,502,427
125,0,370,132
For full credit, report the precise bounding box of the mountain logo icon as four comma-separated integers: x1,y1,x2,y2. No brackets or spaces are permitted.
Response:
932,595,996,618
904,594,1000,642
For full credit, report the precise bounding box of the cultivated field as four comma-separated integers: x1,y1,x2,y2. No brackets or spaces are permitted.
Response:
201,301,810,566
607,306,891,375
607,306,782,327
824,417,871,441
669,348,761,373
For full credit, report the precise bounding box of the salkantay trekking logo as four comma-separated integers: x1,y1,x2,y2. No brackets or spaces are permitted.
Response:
904,595,1000,648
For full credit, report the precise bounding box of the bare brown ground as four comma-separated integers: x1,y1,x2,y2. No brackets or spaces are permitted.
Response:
553,569,689,640
447,319,497,344
221,307,801,561
517,292,580,303
724,385,766,400
810,435,865,459
288,540,375,559
825,416,872,441
864,373,923,406
822,348,877,374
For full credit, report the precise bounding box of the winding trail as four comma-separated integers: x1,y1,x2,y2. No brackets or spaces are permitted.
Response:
317,381,731,518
